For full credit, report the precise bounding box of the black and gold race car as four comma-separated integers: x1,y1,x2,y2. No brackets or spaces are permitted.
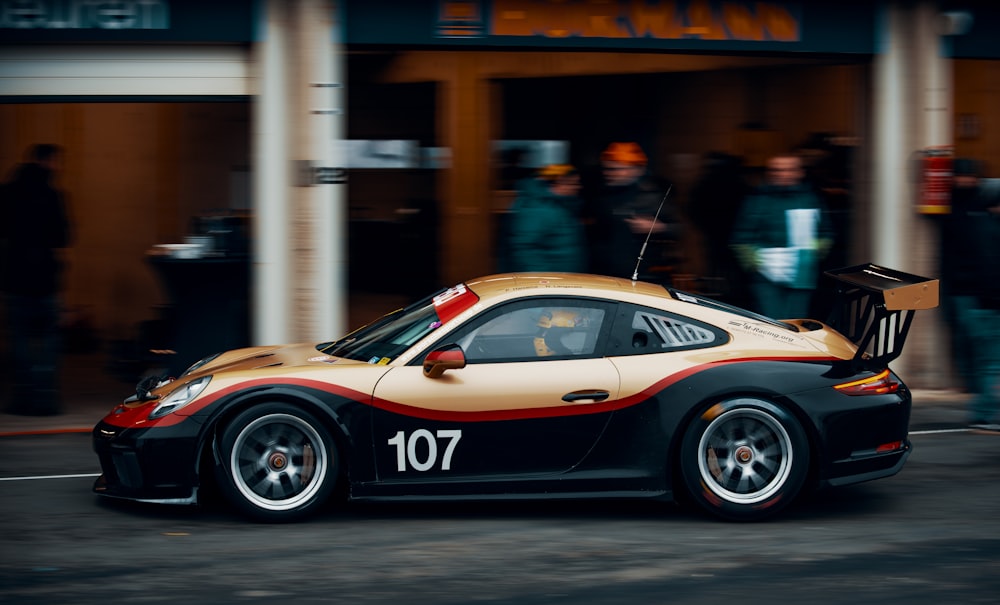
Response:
93,264,937,522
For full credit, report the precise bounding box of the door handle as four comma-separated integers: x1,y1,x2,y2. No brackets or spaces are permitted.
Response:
562,389,611,403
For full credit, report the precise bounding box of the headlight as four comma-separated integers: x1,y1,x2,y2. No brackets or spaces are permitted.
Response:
149,376,212,419
181,352,222,377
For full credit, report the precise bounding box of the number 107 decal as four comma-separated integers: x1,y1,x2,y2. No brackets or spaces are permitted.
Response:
387,429,462,472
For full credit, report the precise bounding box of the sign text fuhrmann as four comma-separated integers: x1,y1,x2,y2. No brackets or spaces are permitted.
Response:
437,0,800,42
493,0,798,41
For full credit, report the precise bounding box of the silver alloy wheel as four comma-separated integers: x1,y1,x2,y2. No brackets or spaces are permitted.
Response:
228,413,329,512
696,406,793,505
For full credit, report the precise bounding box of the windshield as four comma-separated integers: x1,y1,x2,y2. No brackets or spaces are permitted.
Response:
318,284,479,363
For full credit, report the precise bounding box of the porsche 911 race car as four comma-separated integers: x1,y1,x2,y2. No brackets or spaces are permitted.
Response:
93,263,937,522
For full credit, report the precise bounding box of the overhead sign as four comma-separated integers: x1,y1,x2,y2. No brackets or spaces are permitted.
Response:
347,0,876,54
0,1,922,57
441,0,800,42
0,0,169,30
0,0,253,42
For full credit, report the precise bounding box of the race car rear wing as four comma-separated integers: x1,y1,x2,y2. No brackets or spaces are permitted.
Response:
824,263,939,371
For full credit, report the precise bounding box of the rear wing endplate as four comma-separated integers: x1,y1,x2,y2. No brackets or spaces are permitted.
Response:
824,263,939,371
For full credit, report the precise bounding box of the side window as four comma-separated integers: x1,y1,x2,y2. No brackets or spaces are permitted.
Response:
453,300,609,362
609,304,726,356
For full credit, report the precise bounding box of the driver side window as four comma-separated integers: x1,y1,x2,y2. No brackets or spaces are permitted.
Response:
455,300,609,362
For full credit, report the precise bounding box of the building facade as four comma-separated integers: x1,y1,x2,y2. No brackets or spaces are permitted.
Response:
2,0,998,387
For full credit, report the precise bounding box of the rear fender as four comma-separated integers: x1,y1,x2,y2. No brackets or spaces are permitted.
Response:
659,360,838,486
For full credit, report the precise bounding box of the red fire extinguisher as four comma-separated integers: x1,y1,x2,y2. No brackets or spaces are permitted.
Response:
916,146,953,215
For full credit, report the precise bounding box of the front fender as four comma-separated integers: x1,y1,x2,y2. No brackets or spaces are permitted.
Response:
198,382,374,485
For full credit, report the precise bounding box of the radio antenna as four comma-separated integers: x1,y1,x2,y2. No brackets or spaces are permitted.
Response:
631,184,673,282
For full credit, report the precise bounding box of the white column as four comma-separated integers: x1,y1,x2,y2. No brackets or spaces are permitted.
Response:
918,2,952,149
292,0,347,341
872,2,909,270
252,0,292,346
252,0,347,346
913,1,953,389
327,1,348,339
871,1,952,387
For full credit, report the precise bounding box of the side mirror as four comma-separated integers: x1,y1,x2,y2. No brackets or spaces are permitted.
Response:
423,344,466,378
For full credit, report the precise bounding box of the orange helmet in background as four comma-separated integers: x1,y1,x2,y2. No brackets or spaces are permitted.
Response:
537,163,577,182
601,142,647,166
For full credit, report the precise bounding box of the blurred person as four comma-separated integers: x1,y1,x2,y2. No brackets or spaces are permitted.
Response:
1,143,72,416
939,158,983,392
497,146,533,192
795,133,853,320
730,153,832,320
494,147,533,274
939,158,1000,431
796,133,852,267
506,164,587,273
687,151,750,306
592,141,677,280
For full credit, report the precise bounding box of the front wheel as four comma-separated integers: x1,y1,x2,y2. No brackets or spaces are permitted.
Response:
216,403,339,522
679,398,809,521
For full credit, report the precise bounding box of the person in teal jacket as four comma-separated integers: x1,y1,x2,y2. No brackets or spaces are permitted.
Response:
507,164,587,273
730,153,832,319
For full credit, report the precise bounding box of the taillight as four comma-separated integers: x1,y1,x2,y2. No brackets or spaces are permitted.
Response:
834,369,899,396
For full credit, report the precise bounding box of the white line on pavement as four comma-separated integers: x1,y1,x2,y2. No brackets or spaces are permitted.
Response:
0,473,101,482
909,428,971,435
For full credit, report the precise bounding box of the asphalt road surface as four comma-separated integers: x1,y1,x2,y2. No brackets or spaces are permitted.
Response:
1,404,998,605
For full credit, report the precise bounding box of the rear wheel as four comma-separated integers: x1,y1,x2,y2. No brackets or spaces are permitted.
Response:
216,403,339,522
679,398,809,521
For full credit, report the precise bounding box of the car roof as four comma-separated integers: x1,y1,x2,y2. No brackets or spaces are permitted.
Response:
464,273,671,302
461,272,797,335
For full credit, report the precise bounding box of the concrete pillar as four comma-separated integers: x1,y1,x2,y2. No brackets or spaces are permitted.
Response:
911,1,952,387
871,1,952,387
252,0,347,346
291,0,347,341
252,0,292,346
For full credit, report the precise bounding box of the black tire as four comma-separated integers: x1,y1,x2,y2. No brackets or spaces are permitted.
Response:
679,398,809,521
216,403,339,522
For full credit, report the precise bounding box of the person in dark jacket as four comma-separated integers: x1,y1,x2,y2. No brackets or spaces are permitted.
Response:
2,143,72,415
591,142,676,280
941,158,1000,431
940,158,985,392
506,164,587,273
730,153,832,319
688,151,750,307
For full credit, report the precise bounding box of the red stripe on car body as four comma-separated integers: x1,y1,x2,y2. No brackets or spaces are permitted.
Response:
100,355,838,428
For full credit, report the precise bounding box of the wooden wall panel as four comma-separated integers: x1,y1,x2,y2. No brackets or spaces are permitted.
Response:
1,102,250,346
954,59,1000,177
